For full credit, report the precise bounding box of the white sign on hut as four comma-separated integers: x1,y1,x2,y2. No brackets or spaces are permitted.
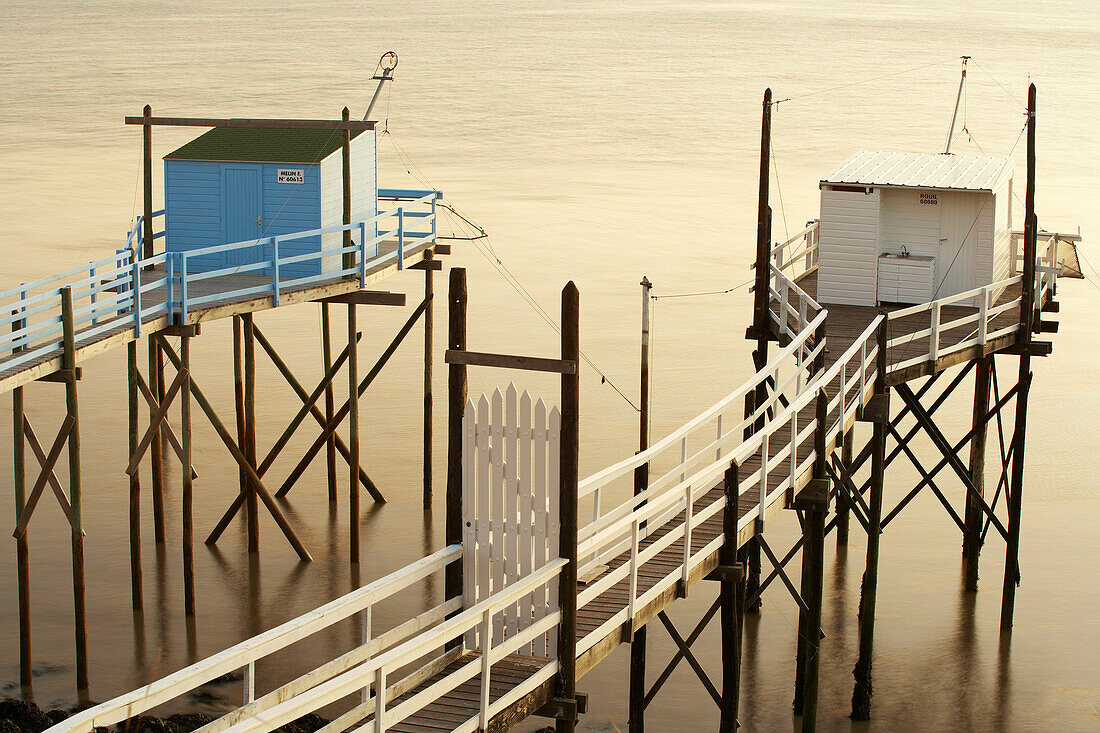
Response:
815,152,1014,306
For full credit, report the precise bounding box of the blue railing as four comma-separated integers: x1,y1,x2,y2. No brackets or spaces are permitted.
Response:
1,190,441,379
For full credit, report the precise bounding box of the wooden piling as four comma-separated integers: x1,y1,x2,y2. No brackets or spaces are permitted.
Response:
557,281,580,733
963,355,992,591
798,390,829,732
243,313,259,552
629,276,652,733
719,462,745,733
445,268,467,634
423,250,434,508
321,303,338,502
149,335,166,543
1002,84,1038,631
181,334,195,616
233,316,248,504
852,319,889,720
61,287,89,691
127,341,144,610
348,303,360,564
13,381,32,690
836,429,853,548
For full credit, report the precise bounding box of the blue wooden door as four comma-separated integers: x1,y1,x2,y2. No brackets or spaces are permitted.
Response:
223,167,263,269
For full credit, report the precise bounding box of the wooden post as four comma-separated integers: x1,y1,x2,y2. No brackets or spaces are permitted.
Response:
143,105,154,262
719,462,745,733
852,319,889,720
181,334,195,616
321,304,338,502
13,380,32,690
835,429,853,548
751,88,773,336
1002,84,1038,631
61,287,89,691
798,391,829,732
243,313,259,552
423,250,434,508
233,317,248,508
341,107,353,272
127,342,144,610
148,335,166,544
348,303,360,564
445,268,467,636
557,282,580,733
629,276,652,733
963,355,992,591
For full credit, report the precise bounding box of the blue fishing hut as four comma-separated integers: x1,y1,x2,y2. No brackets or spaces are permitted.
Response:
163,127,377,277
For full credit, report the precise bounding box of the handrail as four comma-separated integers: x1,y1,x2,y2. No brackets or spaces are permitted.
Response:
53,545,461,733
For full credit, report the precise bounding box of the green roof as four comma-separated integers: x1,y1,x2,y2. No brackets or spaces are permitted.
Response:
165,127,365,163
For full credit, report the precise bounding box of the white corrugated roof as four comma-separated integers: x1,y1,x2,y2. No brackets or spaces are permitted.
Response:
822,151,1013,191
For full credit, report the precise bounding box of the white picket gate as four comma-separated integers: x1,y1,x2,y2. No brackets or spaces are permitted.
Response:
462,384,560,657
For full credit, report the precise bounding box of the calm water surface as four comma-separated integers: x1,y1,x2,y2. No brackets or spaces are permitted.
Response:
1,1,1098,730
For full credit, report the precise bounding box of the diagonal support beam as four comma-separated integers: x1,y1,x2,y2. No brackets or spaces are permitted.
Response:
825,461,871,535
756,535,810,614
644,596,721,709
880,381,1019,534
886,423,968,534
13,415,76,538
125,368,187,475
655,610,723,708
276,298,429,497
252,324,385,502
882,364,972,472
22,419,73,519
134,370,197,479
157,337,312,562
895,383,1013,540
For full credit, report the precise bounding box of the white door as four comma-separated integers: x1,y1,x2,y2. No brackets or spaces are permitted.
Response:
937,192,980,299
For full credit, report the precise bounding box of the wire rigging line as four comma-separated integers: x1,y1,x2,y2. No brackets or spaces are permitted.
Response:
970,59,1027,110
771,57,957,106
651,279,754,300
771,134,790,242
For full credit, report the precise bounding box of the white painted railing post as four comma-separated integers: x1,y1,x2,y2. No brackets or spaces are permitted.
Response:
131,258,142,337
89,265,97,326
715,414,723,461
180,253,189,324
361,606,373,704
243,661,255,705
272,237,280,306
978,287,989,346
681,484,693,593
374,666,387,733
839,362,847,426
929,301,941,361
359,222,368,288
860,341,867,400
779,279,790,335
396,208,405,270
759,432,769,518
478,608,492,731
628,518,639,623
680,436,687,483
789,413,797,486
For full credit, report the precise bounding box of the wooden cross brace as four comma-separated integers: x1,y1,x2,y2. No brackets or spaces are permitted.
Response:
825,458,871,535
755,535,810,615
644,601,723,709
251,324,385,502
980,365,1018,546
13,415,76,539
879,378,1022,538
156,336,312,562
273,297,429,498
125,367,188,476
133,368,198,479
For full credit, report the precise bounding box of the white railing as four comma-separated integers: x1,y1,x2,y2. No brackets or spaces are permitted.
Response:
885,230,1063,374
0,191,441,384
771,220,820,283
52,546,461,733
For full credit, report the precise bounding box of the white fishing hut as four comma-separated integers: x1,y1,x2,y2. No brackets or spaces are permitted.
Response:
815,151,1014,306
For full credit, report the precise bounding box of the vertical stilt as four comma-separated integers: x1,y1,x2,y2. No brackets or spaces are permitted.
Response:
629,276,652,733
321,303,338,503
348,303,360,564
852,319,889,720
181,334,195,616
798,391,829,732
61,288,88,691
445,268,467,642
243,314,259,552
233,317,248,507
835,430,853,548
423,250,434,508
963,355,992,591
13,381,32,691
1002,84,1038,631
719,462,746,732
557,282,580,733
127,341,144,610
746,539,762,613
148,335,166,543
